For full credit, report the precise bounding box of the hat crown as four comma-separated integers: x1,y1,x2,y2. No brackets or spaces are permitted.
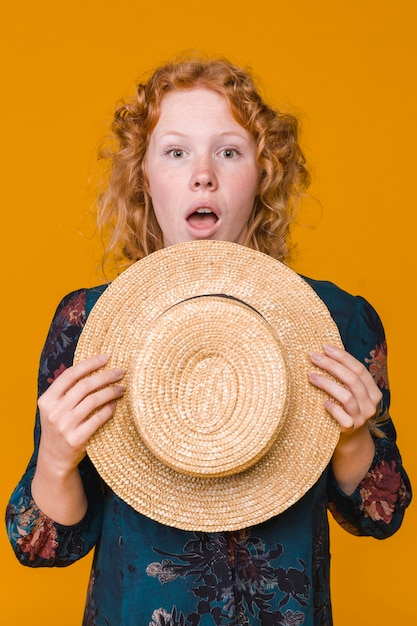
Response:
132,295,289,478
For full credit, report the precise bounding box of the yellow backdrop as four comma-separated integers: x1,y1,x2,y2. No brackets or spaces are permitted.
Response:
1,1,415,624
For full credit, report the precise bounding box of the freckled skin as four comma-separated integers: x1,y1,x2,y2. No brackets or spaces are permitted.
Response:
145,88,260,248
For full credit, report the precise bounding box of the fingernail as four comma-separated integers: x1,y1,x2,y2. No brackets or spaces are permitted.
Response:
310,351,322,362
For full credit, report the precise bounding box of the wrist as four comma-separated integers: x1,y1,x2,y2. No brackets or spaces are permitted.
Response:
32,457,88,525
331,425,375,495
37,438,85,480
334,423,375,458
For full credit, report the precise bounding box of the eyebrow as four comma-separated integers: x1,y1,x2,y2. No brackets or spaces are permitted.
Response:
153,130,252,142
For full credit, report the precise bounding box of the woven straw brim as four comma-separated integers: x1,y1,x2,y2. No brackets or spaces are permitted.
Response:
74,240,342,531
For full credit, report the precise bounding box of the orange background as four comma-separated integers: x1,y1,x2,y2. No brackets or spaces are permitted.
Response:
1,1,415,624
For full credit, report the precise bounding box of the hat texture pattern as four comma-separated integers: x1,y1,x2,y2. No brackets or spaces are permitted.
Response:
75,240,342,531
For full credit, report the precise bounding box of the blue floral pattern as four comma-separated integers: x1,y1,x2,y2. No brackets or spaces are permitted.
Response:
146,531,309,624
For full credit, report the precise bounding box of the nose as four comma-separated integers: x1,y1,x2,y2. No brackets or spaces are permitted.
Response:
190,160,218,190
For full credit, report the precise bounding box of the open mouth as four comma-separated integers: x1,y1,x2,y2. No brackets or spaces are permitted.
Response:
187,208,219,230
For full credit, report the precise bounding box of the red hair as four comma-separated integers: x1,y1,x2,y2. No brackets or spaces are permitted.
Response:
97,56,310,271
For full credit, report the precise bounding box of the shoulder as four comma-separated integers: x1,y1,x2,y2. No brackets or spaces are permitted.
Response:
85,284,109,317
299,276,383,349
301,276,354,306
53,284,109,321
38,285,110,393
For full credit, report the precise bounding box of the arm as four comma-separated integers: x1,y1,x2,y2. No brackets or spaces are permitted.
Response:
5,289,125,566
310,343,379,494
309,296,411,538
32,353,125,525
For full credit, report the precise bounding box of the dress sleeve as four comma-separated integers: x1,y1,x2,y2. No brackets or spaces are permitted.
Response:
327,296,412,539
5,289,103,567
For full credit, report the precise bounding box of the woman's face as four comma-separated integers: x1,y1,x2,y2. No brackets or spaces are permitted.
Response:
145,88,260,248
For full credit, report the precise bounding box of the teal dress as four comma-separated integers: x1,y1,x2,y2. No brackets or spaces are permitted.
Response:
6,278,411,626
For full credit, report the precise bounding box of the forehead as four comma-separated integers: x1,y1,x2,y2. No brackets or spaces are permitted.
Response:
154,87,244,132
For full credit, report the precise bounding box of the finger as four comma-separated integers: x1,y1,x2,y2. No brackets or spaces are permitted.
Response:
75,400,120,444
322,344,382,404
73,384,126,423
49,400,119,459
310,346,369,387
309,369,380,426
39,374,125,427
309,371,354,405
38,362,125,429
310,345,382,408
63,366,126,408
322,399,353,433
42,354,111,398
309,371,366,433
40,358,125,410
40,384,125,453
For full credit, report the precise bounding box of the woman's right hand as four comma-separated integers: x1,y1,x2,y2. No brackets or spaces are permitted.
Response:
32,354,125,524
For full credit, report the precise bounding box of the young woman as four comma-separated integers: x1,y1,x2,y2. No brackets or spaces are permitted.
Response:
6,57,411,626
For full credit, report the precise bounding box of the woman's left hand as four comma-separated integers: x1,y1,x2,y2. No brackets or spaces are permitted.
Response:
309,343,382,494
309,343,382,435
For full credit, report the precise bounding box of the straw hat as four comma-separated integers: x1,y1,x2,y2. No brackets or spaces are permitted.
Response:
74,240,342,531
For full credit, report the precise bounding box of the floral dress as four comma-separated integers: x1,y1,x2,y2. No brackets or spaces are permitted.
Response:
5,277,411,626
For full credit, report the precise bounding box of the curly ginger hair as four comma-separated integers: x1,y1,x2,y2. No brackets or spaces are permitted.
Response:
97,56,310,270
